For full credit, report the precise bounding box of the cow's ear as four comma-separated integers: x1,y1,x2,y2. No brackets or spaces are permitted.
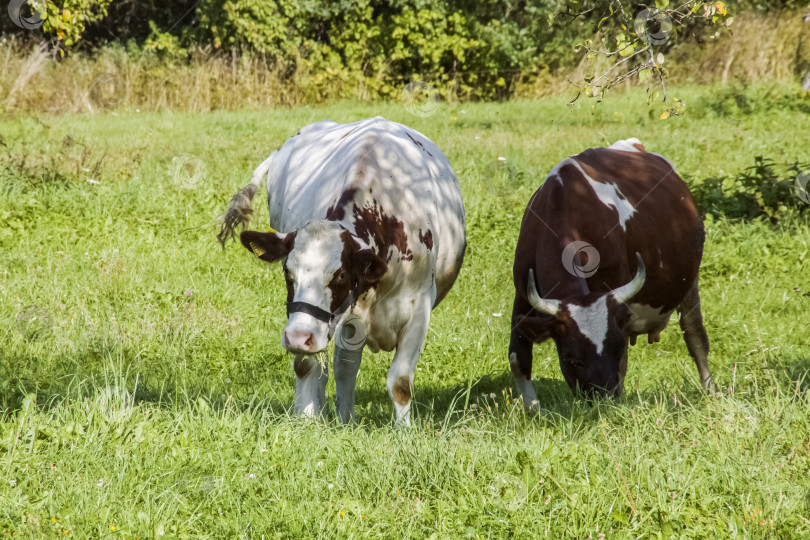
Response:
240,230,295,263
613,303,631,329
353,249,387,285
517,313,564,344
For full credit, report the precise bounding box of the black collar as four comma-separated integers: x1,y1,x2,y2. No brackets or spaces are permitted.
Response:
286,285,358,339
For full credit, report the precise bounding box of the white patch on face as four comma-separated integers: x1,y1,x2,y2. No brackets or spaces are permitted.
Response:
569,160,636,230
609,138,644,152
283,222,346,346
624,303,671,334
567,295,609,355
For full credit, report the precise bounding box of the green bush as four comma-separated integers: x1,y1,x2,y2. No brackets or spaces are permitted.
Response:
691,156,810,221
194,0,479,97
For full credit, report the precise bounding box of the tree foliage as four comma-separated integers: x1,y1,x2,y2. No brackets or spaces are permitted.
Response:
2,0,806,100
8,0,113,50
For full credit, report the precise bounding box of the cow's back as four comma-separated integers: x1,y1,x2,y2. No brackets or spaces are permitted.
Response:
575,147,702,309
518,145,702,312
266,117,466,306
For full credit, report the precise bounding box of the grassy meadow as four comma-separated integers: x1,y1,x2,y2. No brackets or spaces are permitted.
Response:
1,86,810,537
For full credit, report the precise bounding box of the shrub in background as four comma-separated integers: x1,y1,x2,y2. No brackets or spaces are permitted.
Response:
691,156,810,221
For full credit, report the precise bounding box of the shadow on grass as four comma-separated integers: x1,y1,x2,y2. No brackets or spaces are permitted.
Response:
781,355,810,395
4,348,809,430
350,371,576,428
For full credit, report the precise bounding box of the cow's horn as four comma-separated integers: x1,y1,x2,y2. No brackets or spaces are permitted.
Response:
527,268,562,316
610,253,646,304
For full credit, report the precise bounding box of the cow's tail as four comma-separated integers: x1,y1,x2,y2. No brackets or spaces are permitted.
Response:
217,152,275,248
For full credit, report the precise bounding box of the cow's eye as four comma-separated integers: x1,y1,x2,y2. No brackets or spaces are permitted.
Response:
566,357,585,368
333,270,348,285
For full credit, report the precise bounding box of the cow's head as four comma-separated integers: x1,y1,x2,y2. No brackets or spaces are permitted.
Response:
240,221,387,354
526,254,645,397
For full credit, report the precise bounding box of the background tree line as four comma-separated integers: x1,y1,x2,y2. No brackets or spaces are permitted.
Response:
2,0,808,106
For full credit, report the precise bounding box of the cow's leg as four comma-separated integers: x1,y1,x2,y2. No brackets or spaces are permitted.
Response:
333,324,363,423
293,354,328,417
677,278,713,391
387,293,433,427
509,300,539,411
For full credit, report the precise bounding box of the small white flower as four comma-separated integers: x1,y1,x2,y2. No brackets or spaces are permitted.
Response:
316,462,324,467
492,312,502,317
248,473,255,479
474,136,480,140
497,156,507,161
225,378,231,383
96,479,104,487
328,483,334,489
87,179,100,185
9,479,17,486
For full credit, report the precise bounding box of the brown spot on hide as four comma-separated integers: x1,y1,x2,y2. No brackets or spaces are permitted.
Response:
406,132,423,148
418,229,434,250
293,357,312,379
282,261,295,304
392,376,411,405
324,231,388,309
633,141,646,152
326,231,359,312
338,126,360,141
352,200,412,262
326,187,358,221
406,132,433,157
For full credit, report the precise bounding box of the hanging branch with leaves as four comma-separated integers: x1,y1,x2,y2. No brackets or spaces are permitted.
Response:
553,0,734,117
10,0,113,55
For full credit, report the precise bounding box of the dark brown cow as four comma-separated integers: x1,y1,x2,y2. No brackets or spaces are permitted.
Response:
509,138,712,404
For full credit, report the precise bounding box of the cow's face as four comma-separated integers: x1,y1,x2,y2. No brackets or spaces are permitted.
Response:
552,297,631,397
524,254,646,397
241,221,387,354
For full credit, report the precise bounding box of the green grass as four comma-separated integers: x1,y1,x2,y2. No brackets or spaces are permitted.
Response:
1,86,810,538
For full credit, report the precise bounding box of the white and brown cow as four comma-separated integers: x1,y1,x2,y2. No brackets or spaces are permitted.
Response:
219,117,466,425
510,138,712,404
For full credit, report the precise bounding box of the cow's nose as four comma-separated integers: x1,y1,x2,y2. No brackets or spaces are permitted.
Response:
284,330,317,352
